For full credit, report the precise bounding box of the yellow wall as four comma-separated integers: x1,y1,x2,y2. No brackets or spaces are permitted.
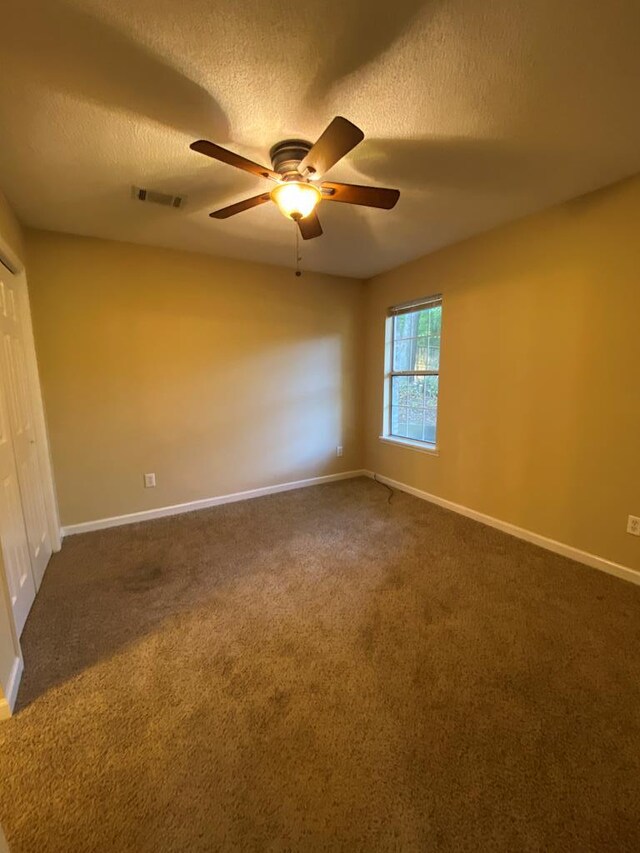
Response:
364,176,640,571
24,177,640,572
27,231,364,526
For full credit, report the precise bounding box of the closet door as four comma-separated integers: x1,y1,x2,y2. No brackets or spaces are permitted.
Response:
0,274,52,591
0,279,35,635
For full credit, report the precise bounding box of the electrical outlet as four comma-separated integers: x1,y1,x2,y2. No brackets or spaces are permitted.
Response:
336,445,343,457
144,472,156,488
627,515,640,536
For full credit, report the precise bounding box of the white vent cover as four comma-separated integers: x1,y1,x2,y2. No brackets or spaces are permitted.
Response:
132,187,183,208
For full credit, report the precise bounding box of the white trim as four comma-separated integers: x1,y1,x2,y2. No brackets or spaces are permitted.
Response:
378,435,439,456
0,655,23,720
0,225,23,277
364,471,640,586
61,470,368,536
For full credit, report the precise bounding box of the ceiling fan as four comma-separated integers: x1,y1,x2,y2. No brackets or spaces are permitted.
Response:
190,117,399,240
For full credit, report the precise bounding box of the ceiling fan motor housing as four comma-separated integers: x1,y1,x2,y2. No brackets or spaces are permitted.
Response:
270,139,313,179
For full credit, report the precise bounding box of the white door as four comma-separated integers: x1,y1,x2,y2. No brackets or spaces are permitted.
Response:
0,279,35,635
0,274,52,591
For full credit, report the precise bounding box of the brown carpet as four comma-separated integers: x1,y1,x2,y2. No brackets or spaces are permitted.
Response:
1,477,639,852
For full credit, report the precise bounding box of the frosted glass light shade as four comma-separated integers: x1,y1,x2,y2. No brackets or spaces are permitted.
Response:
271,182,321,220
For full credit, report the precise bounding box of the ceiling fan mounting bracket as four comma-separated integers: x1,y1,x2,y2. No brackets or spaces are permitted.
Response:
269,139,313,177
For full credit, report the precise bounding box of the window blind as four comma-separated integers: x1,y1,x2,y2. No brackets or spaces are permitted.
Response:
389,294,442,317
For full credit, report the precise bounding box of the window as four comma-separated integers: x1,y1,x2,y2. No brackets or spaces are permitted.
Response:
383,296,442,448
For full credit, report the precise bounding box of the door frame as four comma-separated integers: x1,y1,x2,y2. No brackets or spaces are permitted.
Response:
0,243,25,717
0,239,61,562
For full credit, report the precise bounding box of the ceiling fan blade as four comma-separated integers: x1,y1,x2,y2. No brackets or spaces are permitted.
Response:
209,193,271,219
298,117,364,178
297,211,323,240
321,181,400,210
191,140,280,182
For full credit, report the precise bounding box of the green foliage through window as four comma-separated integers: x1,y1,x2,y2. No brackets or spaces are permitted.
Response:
389,301,441,445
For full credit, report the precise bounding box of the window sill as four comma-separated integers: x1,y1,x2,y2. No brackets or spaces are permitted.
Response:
378,435,439,456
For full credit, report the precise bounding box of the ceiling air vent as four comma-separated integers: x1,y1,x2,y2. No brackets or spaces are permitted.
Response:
133,186,184,208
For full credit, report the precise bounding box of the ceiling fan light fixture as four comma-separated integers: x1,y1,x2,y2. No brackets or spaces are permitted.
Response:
271,181,321,221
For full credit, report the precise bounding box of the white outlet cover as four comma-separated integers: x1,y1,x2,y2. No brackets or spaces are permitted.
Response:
144,473,156,488
627,515,640,536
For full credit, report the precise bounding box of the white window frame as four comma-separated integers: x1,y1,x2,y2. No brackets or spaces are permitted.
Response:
380,295,442,455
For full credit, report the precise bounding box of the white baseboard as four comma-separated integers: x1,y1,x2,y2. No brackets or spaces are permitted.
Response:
61,470,368,537
59,467,639,585
364,471,640,586
0,655,23,720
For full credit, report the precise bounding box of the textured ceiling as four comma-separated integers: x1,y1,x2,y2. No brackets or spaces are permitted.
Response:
1,0,639,278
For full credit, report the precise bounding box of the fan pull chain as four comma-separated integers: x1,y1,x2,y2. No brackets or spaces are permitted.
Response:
295,224,302,277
